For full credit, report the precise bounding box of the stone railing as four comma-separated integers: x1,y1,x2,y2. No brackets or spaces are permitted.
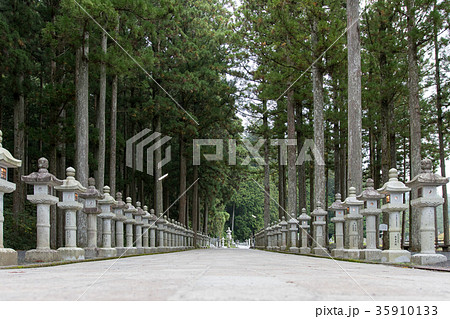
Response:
252,160,449,267
0,142,210,266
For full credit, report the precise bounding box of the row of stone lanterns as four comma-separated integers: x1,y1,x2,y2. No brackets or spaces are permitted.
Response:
0,150,209,266
254,159,448,266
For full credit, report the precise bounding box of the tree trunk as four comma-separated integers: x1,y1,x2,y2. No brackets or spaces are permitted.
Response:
263,105,270,246
154,115,163,218
347,0,363,195
109,74,118,195
287,88,297,221
433,0,448,250
13,74,25,235
96,31,107,192
178,134,187,224
203,200,208,234
407,0,421,252
278,147,285,219
263,104,270,230
164,187,170,218
109,18,119,196
192,165,198,245
297,106,307,211
312,17,326,209
75,29,89,247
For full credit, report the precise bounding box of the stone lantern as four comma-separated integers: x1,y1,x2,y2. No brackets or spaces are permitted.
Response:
148,208,157,249
274,220,281,250
22,157,63,263
156,212,166,251
226,227,232,248
280,216,288,250
163,215,170,248
343,187,364,259
357,179,385,261
265,224,272,250
329,194,346,258
54,167,86,261
406,159,448,265
79,178,103,258
142,205,151,253
123,197,137,255
112,192,127,256
287,216,299,253
298,208,311,254
97,186,117,258
378,168,411,263
134,201,145,254
312,202,328,256
0,130,22,266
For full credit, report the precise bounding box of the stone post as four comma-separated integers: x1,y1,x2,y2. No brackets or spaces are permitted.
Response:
22,157,63,263
288,217,299,253
312,202,328,256
163,215,170,248
378,168,411,263
329,194,346,258
266,224,272,250
79,178,103,258
54,167,86,261
406,159,448,265
156,213,166,252
275,220,281,250
148,209,157,249
343,187,364,259
112,192,127,256
97,186,117,258
280,217,288,250
134,201,145,254
123,197,137,255
226,227,232,248
142,206,151,253
357,179,384,261
0,131,22,266
175,221,181,249
298,208,311,254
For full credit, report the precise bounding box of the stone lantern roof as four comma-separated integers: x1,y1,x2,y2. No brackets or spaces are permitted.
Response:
79,177,104,200
142,206,151,221
329,193,346,211
149,208,157,222
54,167,86,193
357,179,384,201
134,201,146,216
21,157,63,186
343,187,364,207
98,186,116,206
112,192,127,222
0,130,22,168
298,208,311,221
406,158,449,189
377,168,410,194
312,202,327,216
112,192,126,209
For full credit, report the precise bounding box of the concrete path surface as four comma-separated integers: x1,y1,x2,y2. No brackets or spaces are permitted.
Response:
0,249,449,301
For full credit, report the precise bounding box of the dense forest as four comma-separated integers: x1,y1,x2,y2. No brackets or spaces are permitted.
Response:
0,0,449,248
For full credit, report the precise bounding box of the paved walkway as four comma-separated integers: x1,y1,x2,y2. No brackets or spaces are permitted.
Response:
0,249,449,300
